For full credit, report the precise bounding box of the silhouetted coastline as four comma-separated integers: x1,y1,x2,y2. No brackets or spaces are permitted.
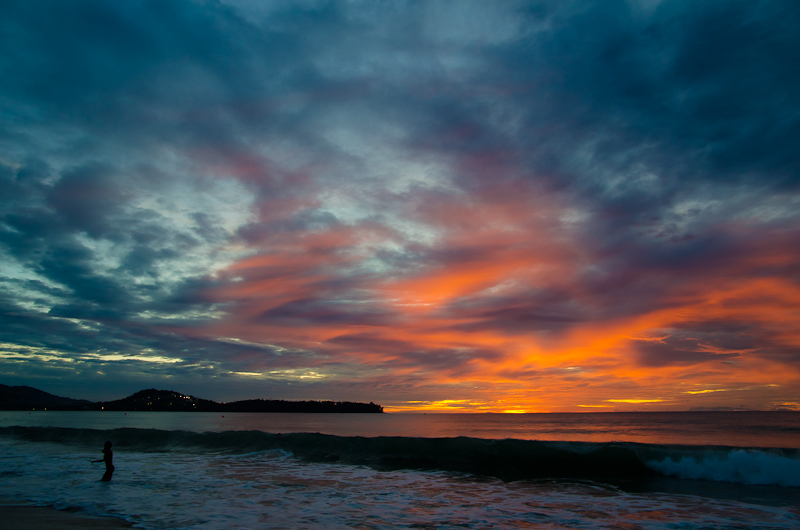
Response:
0,384,383,413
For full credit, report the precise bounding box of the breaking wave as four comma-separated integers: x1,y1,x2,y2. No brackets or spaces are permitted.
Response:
2,426,798,487
645,446,800,487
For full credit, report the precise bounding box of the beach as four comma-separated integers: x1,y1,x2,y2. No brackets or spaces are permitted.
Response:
1,412,799,529
0,505,133,529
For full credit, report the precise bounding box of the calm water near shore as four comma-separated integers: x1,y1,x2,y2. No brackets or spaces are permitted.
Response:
1,411,799,529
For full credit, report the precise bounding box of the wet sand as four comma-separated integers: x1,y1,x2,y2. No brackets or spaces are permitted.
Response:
0,505,134,529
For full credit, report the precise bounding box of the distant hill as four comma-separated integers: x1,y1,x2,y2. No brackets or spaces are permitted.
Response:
0,384,93,410
96,389,218,412
0,385,383,413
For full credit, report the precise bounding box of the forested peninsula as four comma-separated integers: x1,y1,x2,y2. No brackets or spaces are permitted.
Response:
0,384,383,413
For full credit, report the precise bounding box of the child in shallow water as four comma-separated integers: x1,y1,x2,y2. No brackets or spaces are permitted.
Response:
92,441,114,481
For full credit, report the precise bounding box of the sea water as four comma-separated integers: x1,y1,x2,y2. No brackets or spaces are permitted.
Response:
1,412,799,529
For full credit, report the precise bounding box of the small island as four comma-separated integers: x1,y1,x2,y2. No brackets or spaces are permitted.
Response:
0,384,383,413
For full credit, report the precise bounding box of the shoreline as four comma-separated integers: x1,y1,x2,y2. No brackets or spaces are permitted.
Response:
0,504,135,529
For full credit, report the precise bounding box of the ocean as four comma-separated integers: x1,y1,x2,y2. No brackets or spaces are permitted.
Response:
1,411,799,529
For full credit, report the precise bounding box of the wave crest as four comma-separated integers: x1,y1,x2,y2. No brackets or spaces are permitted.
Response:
2,426,798,487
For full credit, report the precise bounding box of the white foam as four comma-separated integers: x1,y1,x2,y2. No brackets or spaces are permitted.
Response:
2,439,798,530
648,449,800,487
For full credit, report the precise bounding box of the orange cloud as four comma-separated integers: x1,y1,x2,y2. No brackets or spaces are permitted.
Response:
184,182,800,412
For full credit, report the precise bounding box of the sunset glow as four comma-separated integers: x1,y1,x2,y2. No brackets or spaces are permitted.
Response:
1,0,798,411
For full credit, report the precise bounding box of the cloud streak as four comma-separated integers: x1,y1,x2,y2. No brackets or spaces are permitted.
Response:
1,0,798,410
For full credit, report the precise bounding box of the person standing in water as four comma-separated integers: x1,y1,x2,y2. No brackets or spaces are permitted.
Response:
92,441,114,481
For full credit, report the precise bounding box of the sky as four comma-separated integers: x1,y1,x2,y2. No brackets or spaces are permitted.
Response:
1,0,799,412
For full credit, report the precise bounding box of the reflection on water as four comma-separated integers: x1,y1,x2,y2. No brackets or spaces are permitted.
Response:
2,410,799,447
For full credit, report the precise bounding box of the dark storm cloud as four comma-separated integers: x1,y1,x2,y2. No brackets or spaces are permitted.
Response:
0,0,279,140
39,245,128,307
0,156,245,386
632,335,739,368
499,0,800,189
450,304,581,335
1,158,203,308
46,163,130,238
385,0,800,256
258,297,392,327
630,314,800,368
327,332,501,368
442,288,583,335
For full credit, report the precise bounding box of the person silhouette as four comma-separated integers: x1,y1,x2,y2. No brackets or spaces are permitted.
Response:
92,441,115,481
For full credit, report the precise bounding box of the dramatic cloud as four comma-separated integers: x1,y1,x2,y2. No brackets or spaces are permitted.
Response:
1,0,798,410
